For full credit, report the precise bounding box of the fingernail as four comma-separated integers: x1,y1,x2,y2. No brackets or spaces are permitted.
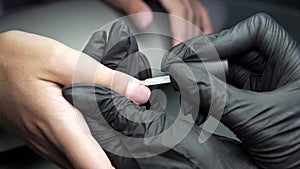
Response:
132,85,151,104
126,79,151,104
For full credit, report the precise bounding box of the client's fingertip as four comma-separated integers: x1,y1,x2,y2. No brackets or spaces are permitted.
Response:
134,85,151,104
126,80,151,104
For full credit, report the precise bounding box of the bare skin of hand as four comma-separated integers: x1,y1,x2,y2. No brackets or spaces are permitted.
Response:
0,31,150,168
105,0,213,46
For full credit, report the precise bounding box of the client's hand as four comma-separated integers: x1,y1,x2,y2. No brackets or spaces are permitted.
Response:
0,30,150,168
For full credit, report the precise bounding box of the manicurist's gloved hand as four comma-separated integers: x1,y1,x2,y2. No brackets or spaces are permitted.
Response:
0,30,150,168
162,13,300,169
63,21,258,169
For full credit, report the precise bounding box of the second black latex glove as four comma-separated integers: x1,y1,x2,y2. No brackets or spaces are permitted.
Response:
162,13,300,169
63,21,257,169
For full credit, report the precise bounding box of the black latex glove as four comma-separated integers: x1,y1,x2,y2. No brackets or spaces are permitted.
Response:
162,13,300,169
63,21,257,169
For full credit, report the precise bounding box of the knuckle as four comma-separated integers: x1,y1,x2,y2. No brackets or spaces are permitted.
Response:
0,30,22,42
253,12,273,22
0,30,25,50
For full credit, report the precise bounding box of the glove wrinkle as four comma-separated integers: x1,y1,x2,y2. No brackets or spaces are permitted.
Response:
82,31,107,62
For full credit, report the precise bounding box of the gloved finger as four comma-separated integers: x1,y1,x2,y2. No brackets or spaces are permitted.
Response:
162,49,264,168
227,51,271,91
161,32,228,81
162,52,225,123
117,52,152,80
206,13,300,84
102,21,152,80
201,13,271,60
104,21,138,65
161,44,261,123
62,83,258,169
137,127,258,169
164,43,300,169
62,83,165,169
63,83,162,135
82,30,107,63
228,62,254,89
163,39,300,169
220,82,300,169
164,13,299,90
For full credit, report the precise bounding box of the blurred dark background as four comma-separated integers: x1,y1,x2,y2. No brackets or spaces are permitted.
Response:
0,0,299,41
0,0,299,12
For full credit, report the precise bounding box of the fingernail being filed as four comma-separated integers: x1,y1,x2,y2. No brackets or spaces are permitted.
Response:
110,70,151,104
126,78,151,104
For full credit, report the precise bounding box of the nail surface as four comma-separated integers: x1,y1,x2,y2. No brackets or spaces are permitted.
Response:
126,79,151,104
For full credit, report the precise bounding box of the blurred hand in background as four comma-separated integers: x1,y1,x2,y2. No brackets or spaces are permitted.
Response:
105,0,213,46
